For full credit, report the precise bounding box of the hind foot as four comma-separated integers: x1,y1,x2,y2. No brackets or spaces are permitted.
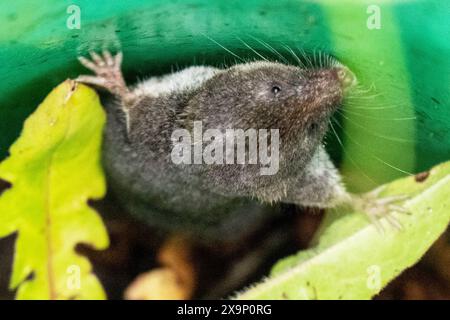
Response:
352,186,409,233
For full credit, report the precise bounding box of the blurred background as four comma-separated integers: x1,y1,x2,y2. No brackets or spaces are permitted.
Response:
0,0,448,299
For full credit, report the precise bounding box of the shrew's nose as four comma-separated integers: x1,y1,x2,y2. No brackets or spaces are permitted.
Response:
334,66,357,91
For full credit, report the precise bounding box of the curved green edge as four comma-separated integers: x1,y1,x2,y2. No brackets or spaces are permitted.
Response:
395,1,450,171
320,0,416,191
0,0,448,192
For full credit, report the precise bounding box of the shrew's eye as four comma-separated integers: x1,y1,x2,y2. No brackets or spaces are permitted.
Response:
271,85,281,95
308,122,319,134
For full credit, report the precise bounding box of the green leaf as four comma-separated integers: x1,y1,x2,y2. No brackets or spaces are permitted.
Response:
0,80,109,300
236,161,450,299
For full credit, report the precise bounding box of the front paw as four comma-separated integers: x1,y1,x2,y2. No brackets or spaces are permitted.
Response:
77,50,128,97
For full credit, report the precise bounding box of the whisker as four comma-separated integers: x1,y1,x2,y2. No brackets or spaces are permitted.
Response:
319,51,325,69
349,84,378,96
332,118,414,176
326,54,337,68
340,108,416,121
247,35,289,64
282,45,306,68
335,110,415,143
343,103,401,111
237,37,269,62
328,119,378,185
295,46,313,68
346,91,381,99
201,33,246,62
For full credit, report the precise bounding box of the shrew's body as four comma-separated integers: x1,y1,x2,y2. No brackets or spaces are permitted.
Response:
77,51,399,241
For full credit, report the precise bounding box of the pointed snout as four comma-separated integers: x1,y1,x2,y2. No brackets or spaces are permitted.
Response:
334,66,357,92
302,65,357,95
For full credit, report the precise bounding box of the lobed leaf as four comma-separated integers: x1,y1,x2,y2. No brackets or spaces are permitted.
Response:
0,80,108,299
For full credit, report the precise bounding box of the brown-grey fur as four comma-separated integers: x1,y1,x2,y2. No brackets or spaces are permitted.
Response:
80,56,355,241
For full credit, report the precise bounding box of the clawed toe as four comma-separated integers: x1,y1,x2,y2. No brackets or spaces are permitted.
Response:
77,56,99,73
78,50,123,75
384,211,403,230
102,50,114,66
77,50,129,98
89,51,106,67
366,206,403,233
354,190,409,233
75,75,107,87
388,204,409,213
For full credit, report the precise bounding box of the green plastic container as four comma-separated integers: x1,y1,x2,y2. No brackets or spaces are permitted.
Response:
0,0,448,191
